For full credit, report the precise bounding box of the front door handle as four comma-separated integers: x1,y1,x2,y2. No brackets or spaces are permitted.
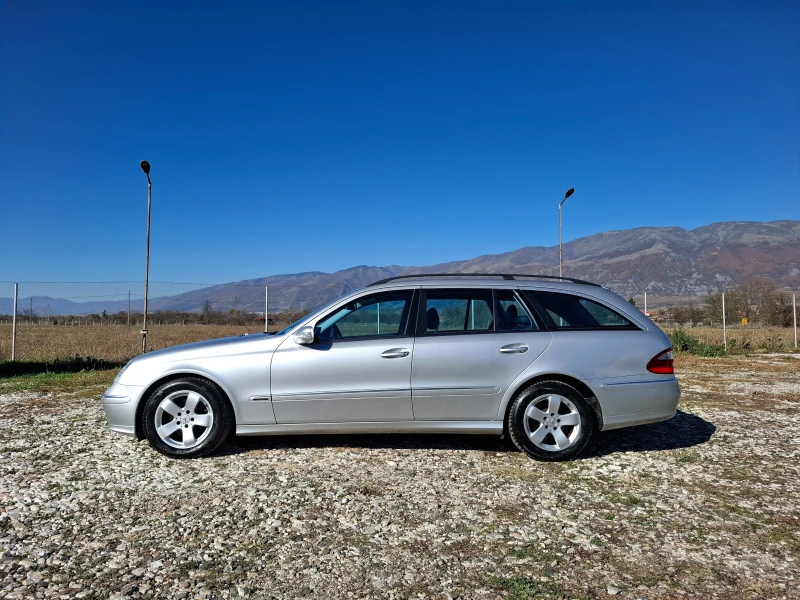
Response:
499,343,529,354
381,348,410,359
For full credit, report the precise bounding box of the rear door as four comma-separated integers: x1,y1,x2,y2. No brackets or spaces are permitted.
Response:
410,287,552,420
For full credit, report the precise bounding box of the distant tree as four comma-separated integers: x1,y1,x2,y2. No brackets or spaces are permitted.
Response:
672,306,691,326
706,278,782,325
764,292,793,327
706,291,746,324
628,297,636,307
673,302,706,326
706,293,722,324
201,300,214,323
688,302,706,326
736,277,778,322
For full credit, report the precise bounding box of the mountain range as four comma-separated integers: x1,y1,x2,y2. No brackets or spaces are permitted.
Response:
3,220,798,315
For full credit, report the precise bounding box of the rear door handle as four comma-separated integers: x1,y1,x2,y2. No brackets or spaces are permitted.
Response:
499,344,529,354
381,348,410,359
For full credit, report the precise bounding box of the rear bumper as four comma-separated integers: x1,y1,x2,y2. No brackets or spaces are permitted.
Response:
101,382,146,438
594,377,680,431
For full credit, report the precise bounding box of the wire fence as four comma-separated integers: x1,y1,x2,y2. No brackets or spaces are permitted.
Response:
0,280,353,322
0,281,797,363
0,281,350,363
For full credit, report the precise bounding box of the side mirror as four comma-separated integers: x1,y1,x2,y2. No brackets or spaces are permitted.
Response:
293,326,315,345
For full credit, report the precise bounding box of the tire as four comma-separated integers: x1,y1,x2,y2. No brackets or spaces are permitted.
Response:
507,380,595,461
142,377,233,459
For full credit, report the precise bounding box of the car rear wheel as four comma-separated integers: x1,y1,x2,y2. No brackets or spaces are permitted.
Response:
507,381,595,461
142,377,232,459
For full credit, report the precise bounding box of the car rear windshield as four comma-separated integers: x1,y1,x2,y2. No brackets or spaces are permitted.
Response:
523,291,638,329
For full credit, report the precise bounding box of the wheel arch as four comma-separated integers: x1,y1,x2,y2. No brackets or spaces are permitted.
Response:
134,372,238,440
501,373,603,432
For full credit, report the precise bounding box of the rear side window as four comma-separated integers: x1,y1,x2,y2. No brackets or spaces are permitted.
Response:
496,289,539,331
524,291,637,329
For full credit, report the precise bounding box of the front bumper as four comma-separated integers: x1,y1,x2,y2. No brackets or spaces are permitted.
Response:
101,381,146,437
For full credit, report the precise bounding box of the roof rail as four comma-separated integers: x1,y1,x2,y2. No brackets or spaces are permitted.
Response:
367,273,600,287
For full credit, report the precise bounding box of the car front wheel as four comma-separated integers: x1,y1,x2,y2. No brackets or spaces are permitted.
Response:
142,377,232,458
507,380,595,461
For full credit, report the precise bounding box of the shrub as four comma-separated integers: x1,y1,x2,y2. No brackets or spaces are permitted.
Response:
668,329,726,357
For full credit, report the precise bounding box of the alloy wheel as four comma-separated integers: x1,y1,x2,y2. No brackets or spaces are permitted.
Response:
154,390,215,449
522,394,582,452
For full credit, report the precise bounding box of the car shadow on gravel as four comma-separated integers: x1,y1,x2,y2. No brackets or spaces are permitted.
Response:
224,432,511,455
579,409,716,459
221,410,715,458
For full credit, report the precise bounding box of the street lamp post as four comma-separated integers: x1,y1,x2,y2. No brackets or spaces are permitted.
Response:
558,188,575,277
140,160,152,353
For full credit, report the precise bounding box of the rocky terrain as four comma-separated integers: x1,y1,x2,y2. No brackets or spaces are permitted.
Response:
1,355,798,600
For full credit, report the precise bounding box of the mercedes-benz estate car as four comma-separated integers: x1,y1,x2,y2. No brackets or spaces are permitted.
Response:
101,274,680,461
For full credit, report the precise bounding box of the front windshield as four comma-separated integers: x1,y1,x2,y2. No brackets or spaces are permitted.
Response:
274,295,347,336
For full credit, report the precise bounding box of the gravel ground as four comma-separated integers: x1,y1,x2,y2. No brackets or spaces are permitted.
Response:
1,355,798,600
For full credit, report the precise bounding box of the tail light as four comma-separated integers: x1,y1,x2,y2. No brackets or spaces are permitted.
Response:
647,348,674,374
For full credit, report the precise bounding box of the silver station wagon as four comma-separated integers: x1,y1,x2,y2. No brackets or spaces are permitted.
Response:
101,274,680,461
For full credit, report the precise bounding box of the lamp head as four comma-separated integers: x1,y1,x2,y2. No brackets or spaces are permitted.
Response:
564,187,574,200
140,160,151,175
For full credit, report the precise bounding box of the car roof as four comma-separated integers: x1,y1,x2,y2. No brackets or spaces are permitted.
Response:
303,275,651,332
367,277,600,292
367,273,599,288
358,276,650,329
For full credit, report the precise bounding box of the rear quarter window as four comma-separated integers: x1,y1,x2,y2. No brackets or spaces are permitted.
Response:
523,291,639,330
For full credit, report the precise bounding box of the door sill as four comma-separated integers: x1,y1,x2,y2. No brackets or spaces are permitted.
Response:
236,421,503,436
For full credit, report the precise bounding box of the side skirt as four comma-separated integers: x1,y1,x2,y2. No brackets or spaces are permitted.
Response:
236,421,504,436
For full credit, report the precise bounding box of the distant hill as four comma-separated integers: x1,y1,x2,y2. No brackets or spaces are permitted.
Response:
153,265,406,313
2,220,798,315
403,220,800,307
171,219,799,311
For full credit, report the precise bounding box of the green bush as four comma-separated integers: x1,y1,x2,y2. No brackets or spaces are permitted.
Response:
668,329,726,357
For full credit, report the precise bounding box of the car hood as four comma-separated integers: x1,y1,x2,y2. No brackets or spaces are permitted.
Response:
148,332,288,361
117,332,288,385
152,333,270,354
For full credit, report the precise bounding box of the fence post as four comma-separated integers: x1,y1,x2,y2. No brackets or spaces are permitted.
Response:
793,293,797,350
11,283,18,362
722,292,727,352
264,286,269,333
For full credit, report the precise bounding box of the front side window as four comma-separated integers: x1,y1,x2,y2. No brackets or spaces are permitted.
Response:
424,289,494,334
524,291,637,329
315,290,413,341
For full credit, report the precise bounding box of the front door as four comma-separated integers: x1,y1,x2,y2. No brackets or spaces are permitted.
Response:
411,288,552,420
270,289,417,423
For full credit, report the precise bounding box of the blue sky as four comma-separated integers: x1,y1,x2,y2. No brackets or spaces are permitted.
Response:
1,0,798,283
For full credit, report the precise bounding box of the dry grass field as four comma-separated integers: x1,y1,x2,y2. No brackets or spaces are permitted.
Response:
0,324,278,363
0,322,797,363
663,327,798,353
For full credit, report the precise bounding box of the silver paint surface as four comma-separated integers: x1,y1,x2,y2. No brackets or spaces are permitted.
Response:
102,278,680,440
